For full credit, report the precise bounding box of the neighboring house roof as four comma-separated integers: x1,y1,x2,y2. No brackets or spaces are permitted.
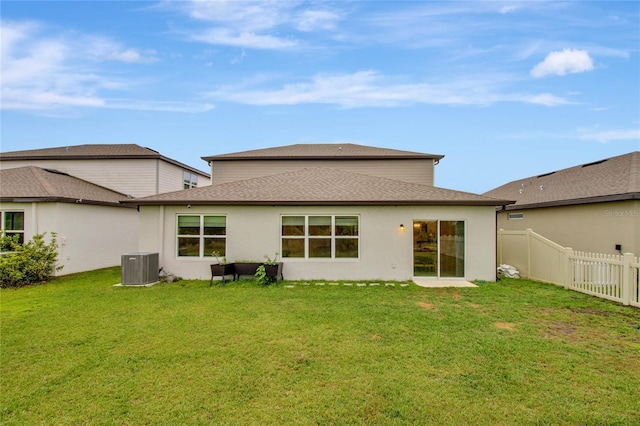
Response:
0,144,209,177
484,151,640,210
0,166,133,208
123,167,513,206
202,143,444,162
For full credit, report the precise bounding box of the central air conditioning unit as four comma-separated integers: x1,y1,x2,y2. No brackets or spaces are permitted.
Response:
121,252,159,285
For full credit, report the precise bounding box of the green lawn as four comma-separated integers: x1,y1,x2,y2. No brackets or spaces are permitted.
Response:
2,268,639,425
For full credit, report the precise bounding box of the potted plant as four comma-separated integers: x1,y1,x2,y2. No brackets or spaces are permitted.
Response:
263,252,283,283
233,260,263,279
210,251,235,285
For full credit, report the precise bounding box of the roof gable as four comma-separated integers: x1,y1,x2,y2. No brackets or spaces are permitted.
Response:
0,166,131,207
202,143,444,161
484,151,640,209
125,167,512,206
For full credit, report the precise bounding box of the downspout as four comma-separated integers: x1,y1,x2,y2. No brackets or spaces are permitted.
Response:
158,205,165,269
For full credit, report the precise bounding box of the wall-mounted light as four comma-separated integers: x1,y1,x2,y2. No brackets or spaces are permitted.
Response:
399,224,405,231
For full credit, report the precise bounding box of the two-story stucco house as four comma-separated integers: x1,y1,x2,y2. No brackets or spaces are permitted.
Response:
126,144,513,282
0,144,211,197
0,144,211,275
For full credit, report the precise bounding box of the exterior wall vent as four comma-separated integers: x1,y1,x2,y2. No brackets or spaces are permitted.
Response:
121,252,159,285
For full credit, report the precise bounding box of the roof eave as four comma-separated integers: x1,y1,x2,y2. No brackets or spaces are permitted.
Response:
504,193,640,210
202,155,445,162
0,197,136,208
123,199,514,207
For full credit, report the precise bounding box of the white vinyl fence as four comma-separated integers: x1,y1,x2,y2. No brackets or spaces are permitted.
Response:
497,229,639,307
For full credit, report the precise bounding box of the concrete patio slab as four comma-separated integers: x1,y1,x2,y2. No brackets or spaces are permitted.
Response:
412,279,477,288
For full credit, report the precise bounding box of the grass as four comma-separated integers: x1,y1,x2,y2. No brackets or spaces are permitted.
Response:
2,268,640,425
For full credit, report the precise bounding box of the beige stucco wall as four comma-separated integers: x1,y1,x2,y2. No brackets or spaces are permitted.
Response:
210,159,435,186
497,200,640,256
0,201,139,275
138,204,497,282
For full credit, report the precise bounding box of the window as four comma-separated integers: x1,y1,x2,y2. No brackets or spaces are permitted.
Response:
1,211,24,244
183,171,198,189
281,215,359,259
177,215,225,257
508,213,524,220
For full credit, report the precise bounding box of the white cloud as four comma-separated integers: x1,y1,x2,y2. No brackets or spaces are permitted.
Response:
499,5,520,15
190,28,297,50
524,93,574,106
206,70,573,108
579,129,640,143
295,9,342,32
170,0,344,50
530,49,594,78
0,20,203,113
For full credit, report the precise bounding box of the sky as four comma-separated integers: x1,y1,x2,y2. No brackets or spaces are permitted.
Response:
1,0,639,194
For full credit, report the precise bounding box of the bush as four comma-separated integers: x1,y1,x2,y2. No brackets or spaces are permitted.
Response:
0,232,63,288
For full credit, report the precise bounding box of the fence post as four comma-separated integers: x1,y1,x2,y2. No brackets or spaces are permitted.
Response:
621,253,633,306
563,247,573,289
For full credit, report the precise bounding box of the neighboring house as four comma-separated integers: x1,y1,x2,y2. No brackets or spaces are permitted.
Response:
484,151,640,256
0,144,211,198
126,144,513,282
0,166,138,275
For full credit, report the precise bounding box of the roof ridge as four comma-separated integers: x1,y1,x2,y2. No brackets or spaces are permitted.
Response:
202,143,444,161
29,166,58,196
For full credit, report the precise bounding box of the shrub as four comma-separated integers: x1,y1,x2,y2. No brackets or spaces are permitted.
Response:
0,232,63,288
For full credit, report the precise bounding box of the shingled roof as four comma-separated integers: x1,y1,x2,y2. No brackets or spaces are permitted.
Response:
0,166,133,208
123,167,512,207
202,143,444,162
0,144,209,176
484,151,640,210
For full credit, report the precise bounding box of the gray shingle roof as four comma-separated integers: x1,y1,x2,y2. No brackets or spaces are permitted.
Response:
0,144,159,159
202,143,444,161
124,167,512,206
484,151,640,209
0,144,209,177
0,166,132,207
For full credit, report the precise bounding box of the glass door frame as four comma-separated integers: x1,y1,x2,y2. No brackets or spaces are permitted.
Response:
412,220,466,279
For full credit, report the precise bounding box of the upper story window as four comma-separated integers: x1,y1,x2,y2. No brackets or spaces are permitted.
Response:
281,215,359,259
1,211,25,246
183,171,198,189
177,215,225,257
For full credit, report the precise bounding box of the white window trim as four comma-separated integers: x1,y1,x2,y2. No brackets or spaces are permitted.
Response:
281,215,360,260
183,171,198,189
176,214,226,258
1,211,25,243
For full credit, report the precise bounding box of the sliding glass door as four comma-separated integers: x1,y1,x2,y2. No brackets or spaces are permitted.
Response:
413,220,465,278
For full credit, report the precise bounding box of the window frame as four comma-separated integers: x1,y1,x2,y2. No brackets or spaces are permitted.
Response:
176,214,226,258
183,171,198,189
281,215,360,260
1,211,25,245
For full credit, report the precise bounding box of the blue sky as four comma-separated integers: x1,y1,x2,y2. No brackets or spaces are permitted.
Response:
1,0,638,194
